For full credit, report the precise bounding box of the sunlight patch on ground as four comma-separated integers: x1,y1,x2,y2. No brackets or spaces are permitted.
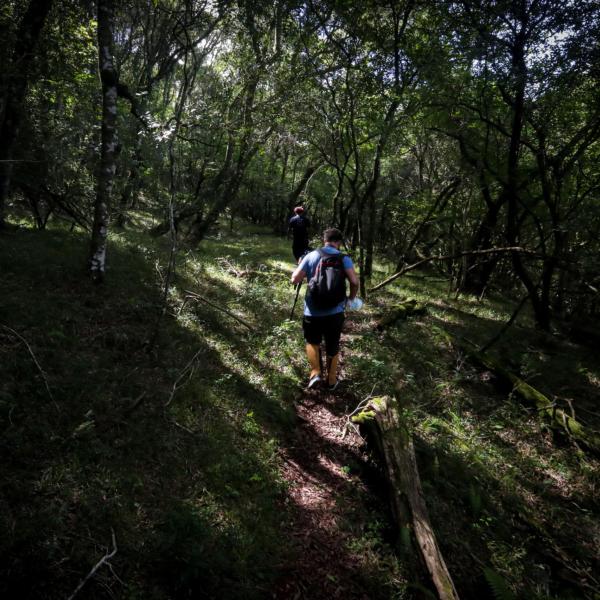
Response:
266,258,295,273
583,369,600,388
200,330,288,400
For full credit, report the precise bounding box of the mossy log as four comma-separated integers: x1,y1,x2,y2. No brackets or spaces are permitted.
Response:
470,351,600,453
354,396,460,600
375,299,427,331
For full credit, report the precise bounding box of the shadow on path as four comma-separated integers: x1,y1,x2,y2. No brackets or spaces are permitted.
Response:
273,363,393,599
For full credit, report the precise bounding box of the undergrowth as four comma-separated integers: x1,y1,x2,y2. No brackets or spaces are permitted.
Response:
1,221,598,599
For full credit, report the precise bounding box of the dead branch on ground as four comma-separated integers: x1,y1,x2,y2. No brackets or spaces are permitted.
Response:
216,256,251,278
0,324,58,410
164,348,204,406
67,529,117,600
184,290,256,332
123,392,147,417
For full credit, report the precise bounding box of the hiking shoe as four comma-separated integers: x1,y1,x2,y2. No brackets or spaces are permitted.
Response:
307,374,322,389
327,380,340,391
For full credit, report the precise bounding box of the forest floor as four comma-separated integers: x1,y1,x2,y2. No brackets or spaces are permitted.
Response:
1,218,599,599
274,381,385,599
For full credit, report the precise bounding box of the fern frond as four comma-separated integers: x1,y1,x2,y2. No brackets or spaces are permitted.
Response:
483,567,517,600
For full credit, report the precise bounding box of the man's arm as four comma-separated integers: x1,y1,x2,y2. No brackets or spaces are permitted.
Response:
291,266,306,285
345,267,359,300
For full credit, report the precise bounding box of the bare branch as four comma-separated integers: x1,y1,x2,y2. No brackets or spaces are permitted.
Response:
184,290,256,332
0,324,57,410
164,348,204,407
67,529,118,600
370,247,539,293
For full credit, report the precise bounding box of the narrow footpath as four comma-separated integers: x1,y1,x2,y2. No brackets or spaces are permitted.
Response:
273,338,392,599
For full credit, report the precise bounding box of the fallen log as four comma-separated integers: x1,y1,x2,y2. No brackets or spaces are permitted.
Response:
354,396,460,600
469,351,600,453
375,299,427,331
216,257,251,278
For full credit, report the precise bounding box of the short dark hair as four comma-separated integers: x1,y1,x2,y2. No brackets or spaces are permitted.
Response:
323,228,343,243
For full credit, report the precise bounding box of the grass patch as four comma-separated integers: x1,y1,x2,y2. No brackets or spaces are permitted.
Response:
0,224,296,599
2,222,598,599
351,266,600,599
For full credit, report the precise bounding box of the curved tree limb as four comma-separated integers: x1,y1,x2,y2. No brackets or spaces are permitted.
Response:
370,246,538,293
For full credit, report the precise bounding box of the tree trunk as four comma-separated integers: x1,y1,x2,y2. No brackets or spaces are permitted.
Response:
357,208,366,298
89,0,118,281
276,149,289,233
115,136,143,228
331,165,345,227
363,1,414,276
354,396,460,600
0,0,53,229
504,22,552,330
363,98,400,277
460,185,502,295
287,162,322,214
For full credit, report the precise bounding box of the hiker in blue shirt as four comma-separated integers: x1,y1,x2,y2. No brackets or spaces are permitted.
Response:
291,228,359,390
288,206,311,262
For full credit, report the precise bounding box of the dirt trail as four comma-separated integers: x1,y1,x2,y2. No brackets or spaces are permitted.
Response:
273,346,387,599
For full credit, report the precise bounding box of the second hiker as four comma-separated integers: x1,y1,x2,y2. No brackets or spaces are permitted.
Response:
288,206,311,263
291,228,359,390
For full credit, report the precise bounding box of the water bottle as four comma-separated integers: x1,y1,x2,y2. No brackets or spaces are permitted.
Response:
347,297,364,311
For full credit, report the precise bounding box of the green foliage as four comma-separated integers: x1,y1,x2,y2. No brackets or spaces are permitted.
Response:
483,568,517,600
154,502,276,600
467,483,483,517
0,227,291,598
347,354,395,392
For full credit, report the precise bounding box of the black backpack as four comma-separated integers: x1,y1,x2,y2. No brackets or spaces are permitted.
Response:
306,249,347,309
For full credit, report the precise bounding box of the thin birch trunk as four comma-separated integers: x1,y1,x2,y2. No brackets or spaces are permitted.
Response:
89,0,118,281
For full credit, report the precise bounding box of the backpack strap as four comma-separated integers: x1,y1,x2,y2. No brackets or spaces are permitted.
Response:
315,251,346,279
318,248,346,261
